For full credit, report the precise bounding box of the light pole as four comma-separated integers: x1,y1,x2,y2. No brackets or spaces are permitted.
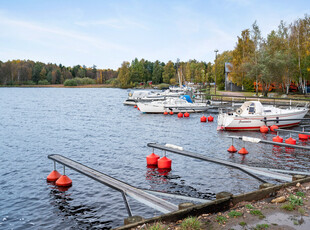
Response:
214,49,218,95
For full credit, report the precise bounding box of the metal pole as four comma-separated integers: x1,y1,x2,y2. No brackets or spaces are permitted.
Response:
214,49,218,96
54,161,56,171
121,191,133,217
63,165,66,175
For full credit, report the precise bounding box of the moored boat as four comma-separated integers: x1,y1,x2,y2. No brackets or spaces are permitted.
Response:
217,101,309,131
137,96,209,113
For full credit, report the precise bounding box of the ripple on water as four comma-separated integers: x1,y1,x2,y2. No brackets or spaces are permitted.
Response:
0,88,309,229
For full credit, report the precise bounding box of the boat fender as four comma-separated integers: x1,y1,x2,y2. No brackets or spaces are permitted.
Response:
165,143,184,151
242,136,261,143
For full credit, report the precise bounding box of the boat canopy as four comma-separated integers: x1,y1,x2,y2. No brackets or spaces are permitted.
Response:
237,101,264,115
180,95,193,103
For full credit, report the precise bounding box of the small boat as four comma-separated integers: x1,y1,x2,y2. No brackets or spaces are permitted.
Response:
137,96,209,113
217,101,309,131
123,88,188,106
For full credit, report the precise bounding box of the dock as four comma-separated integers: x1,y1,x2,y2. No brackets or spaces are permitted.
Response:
147,143,294,182
48,154,178,215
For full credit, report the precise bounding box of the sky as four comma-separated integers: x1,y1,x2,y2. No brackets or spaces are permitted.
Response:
0,0,309,70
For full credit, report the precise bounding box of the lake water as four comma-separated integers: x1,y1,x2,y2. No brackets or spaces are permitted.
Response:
0,88,309,229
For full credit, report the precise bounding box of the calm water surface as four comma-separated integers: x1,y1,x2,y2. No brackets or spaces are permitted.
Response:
0,88,309,229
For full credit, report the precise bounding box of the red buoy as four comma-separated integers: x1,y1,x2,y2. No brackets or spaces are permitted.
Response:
200,116,207,122
227,145,237,153
207,116,214,122
146,153,160,166
137,107,140,110
238,147,249,155
298,133,308,140
47,170,61,182
270,125,278,132
158,156,172,169
260,125,269,133
272,135,283,143
163,111,168,115
56,175,72,187
169,111,174,115
134,105,137,108
285,137,296,145
178,112,183,118
184,112,190,117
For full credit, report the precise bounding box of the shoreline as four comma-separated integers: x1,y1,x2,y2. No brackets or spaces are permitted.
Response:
116,177,310,230
0,84,114,88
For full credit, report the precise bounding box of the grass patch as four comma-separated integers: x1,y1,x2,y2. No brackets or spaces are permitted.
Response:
298,207,306,215
215,215,227,224
281,203,295,211
239,221,247,227
228,210,243,218
254,223,269,229
180,216,201,230
245,204,255,209
250,210,265,219
296,191,305,197
146,222,167,230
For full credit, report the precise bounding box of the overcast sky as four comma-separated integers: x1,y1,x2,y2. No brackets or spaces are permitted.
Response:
0,0,308,70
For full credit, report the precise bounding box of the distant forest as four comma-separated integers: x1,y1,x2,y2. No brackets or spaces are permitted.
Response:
0,15,309,94
0,60,117,86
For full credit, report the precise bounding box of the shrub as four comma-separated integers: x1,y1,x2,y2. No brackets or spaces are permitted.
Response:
24,80,36,85
157,83,169,90
289,195,303,206
180,217,201,230
38,80,50,85
64,79,78,86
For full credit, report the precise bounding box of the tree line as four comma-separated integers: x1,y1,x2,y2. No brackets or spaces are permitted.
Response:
116,58,212,88
0,60,117,85
117,15,310,94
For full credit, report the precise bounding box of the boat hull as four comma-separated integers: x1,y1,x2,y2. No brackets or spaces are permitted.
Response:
137,102,208,113
217,109,308,131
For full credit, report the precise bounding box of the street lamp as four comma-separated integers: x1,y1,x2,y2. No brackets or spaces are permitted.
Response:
214,49,218,95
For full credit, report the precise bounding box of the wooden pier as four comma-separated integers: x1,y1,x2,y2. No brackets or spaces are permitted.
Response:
48,154,178,215
147,143,295,182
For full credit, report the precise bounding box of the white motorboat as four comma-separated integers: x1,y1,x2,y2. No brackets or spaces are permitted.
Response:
217,101,309,131
123,87,190,105
137,96,209,113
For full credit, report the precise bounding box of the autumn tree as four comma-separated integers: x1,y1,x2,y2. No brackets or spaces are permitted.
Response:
162,61,175,84
117,61,130,87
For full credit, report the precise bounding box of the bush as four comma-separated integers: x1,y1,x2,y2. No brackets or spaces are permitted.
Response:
157,83,170,90
38,80,50,85
23,80,36,85
64,79,78,86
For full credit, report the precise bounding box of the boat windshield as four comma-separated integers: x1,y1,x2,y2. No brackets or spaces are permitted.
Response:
249,103,255,114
